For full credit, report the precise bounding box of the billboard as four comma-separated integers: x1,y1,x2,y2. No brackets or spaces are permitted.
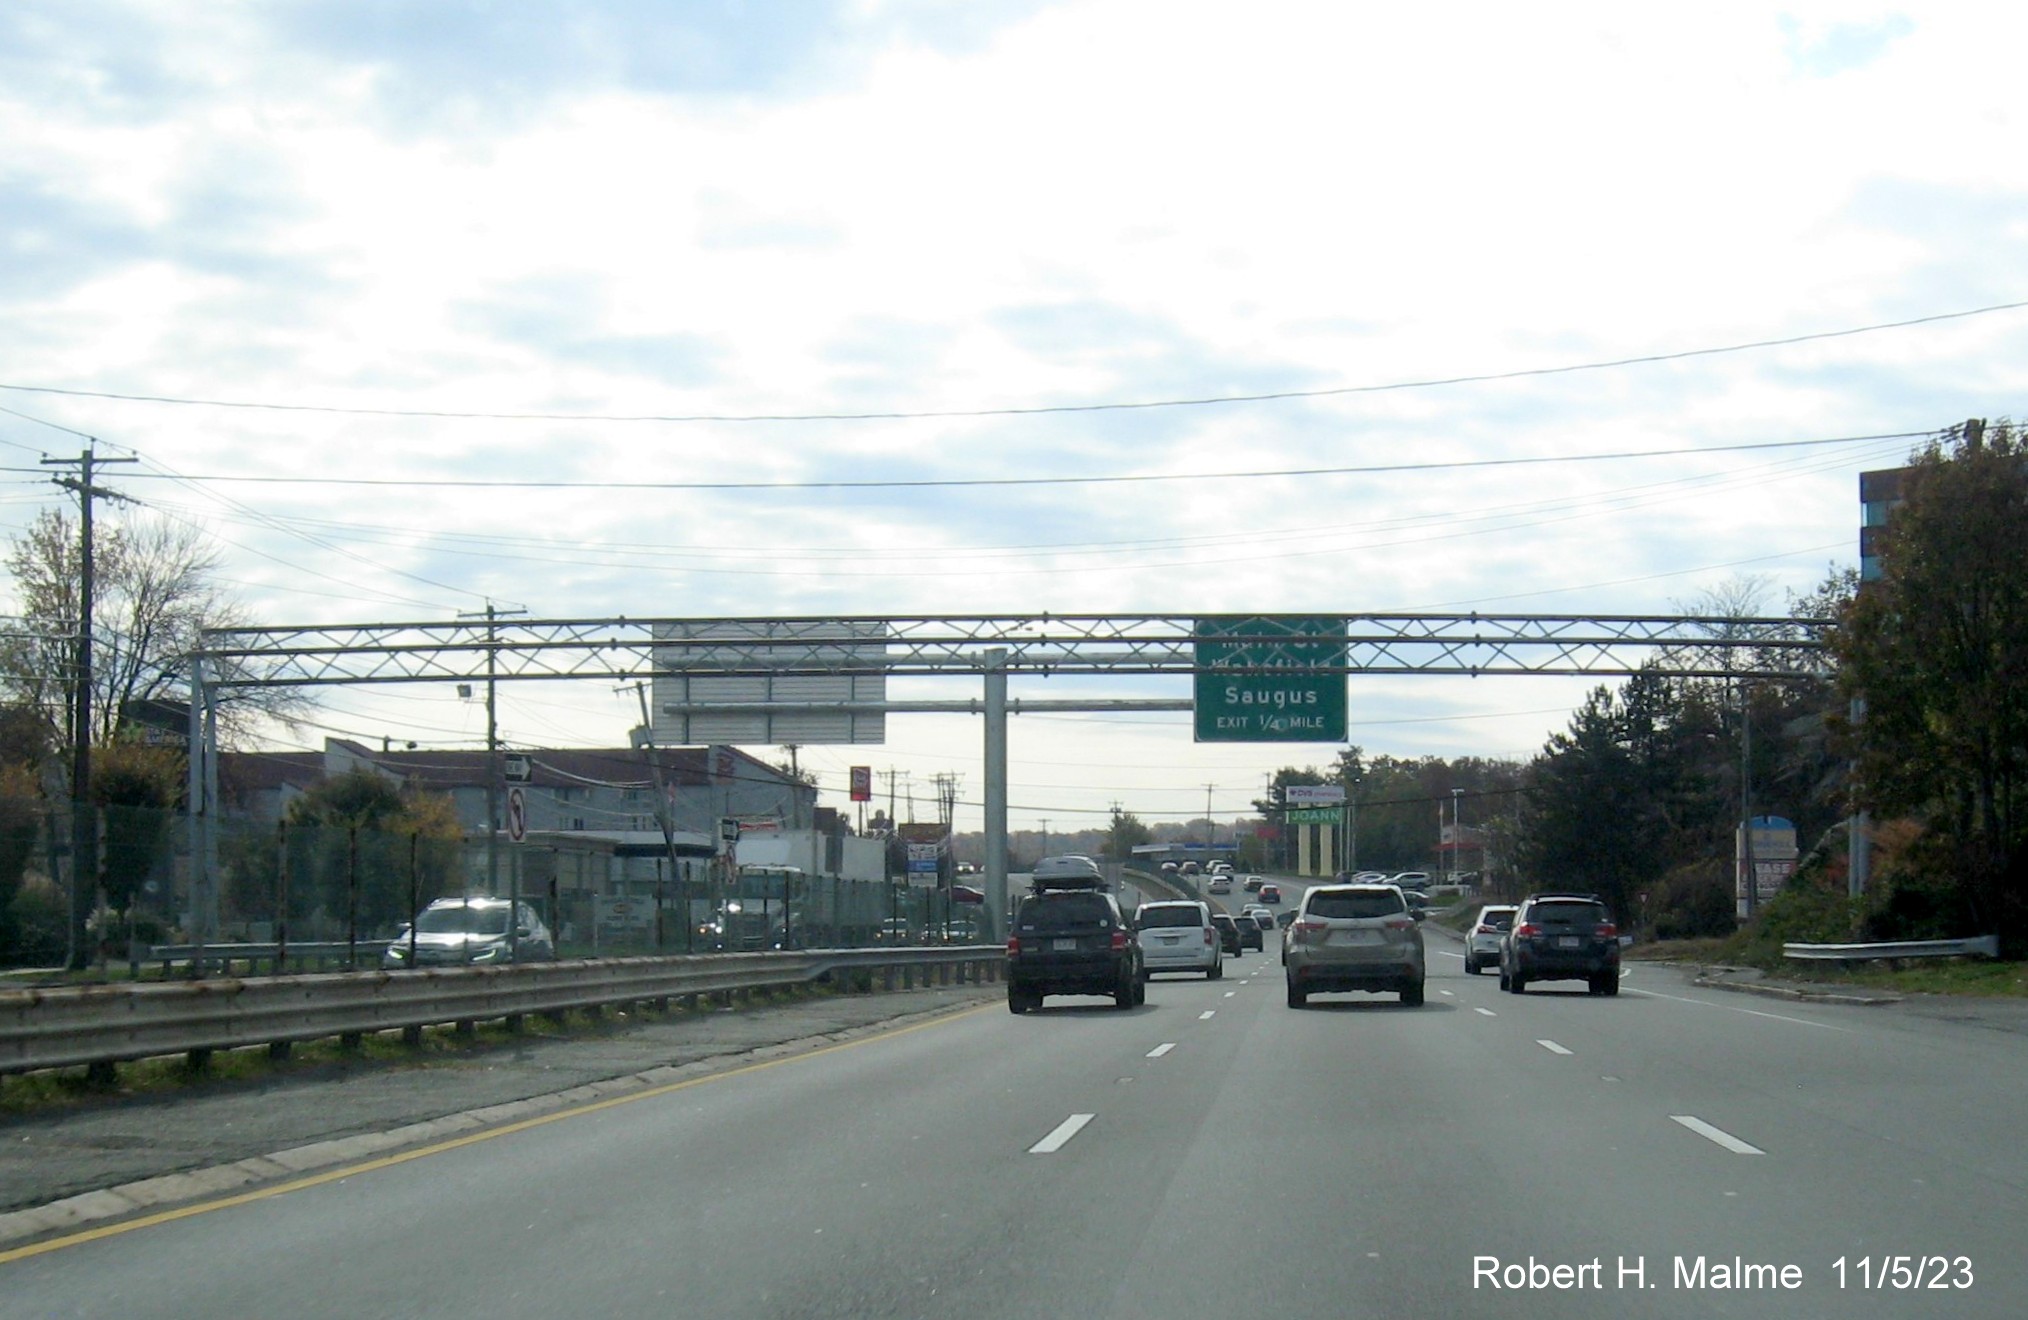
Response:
653,620,889,746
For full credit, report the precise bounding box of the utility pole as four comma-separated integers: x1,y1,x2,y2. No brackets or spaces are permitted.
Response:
459,603,524,953
626,682,691,953
44,443,135,970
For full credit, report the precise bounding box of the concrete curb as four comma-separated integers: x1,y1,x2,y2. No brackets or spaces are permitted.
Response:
1689,966,1901,1007
0,992,995,1253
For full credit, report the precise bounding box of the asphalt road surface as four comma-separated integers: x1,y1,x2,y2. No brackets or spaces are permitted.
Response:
4,931,2026,1319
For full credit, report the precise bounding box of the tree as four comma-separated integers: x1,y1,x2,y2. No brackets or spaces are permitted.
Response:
90,743,183,934
0,510,305,753
282,770,467,935
1836,420,2028,948
1102,805,1151,860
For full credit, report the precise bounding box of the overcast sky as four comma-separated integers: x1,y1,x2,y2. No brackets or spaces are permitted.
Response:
4,1,2023,837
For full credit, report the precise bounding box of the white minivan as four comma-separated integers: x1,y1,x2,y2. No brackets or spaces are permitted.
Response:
1134,900,1223,979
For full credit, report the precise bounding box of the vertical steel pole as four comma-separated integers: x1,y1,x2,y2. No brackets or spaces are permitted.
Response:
983,649,1008,945
1848,696,1870,902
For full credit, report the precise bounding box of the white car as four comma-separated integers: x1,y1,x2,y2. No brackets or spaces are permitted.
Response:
1464,904,1518,974
1134,900,1223,979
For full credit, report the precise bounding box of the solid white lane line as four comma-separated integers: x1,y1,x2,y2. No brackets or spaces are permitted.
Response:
1537,1039,1573,1055
1671,1115,1765,1155
1147,1043,1176,1058
1621,987,1851,1032
1474,1007,1498,1017
1199,1010,1217,1020
1030,1114,1096,1154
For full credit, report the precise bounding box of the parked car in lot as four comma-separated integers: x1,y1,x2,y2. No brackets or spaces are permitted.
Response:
1390,871,1432,892
384,897,556,968
1210,911,1244,956
1463,904,1517,974
1007,870,1144,1012
1283,883,1425,1007
1500,893,1620,995
1135,900,1223,979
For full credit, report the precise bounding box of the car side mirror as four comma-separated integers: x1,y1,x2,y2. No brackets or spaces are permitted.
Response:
1411,910,1426,922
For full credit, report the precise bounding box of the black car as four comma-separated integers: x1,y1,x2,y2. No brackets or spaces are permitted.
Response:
1231,913,1263,951
1500,892,1621,995
1210,911,1244,956
1007,881,1145,1012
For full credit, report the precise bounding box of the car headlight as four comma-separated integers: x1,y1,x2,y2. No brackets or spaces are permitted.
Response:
470,942,505,962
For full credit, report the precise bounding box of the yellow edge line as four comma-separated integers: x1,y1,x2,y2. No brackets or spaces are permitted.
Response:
1,1000,992,1265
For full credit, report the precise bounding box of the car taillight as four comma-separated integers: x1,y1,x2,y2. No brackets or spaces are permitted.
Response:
1204,928,1216,945
1596,922,1618,939
1006,937,1021,956
1111,930,1128,951
1291,919,1325,943
1385,918,1415,931
1515,922,1541,938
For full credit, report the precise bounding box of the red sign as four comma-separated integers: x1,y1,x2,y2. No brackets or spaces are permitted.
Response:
850,766,873,802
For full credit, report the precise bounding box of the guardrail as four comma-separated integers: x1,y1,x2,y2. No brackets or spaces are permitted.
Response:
0,946,1001,1083
135,942,393,977
1783,935,2000,964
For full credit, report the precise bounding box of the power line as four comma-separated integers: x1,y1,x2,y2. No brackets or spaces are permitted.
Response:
73,429,1936,492
2,299,2021,423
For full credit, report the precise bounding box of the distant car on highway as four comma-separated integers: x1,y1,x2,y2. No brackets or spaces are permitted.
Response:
1390,871,1432,892
1257,883,1283,905
1210,911,1244,956
1242,876,1264,893
1136,900,1222,979
384,897,555,969
1464,904,1516,974
1207,875,1231,894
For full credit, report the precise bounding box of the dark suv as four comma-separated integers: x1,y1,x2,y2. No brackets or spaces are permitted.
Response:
1006,884,1145,1013
1500,893,1620,995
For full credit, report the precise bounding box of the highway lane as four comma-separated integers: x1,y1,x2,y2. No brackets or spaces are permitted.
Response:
4,947,2024,1318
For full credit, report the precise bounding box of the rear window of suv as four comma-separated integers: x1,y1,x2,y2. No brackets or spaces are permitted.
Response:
1017,894,1114,933
1307,889,1405,919
1136,905,1203,928
1528,900,1606,928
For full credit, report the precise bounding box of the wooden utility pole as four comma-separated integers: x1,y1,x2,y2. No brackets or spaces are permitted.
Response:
44,443,135,970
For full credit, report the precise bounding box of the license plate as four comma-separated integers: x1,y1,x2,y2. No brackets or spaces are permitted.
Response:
1337,929,1380,944
1052,938,1078,951
1557,936,1580,949
1159,936,1179,945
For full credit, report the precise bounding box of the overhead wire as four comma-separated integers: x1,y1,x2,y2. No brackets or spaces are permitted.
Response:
1,298,2021,423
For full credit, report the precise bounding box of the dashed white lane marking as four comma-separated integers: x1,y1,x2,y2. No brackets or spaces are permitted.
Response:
1223,991,1237,998
1030,1114,1096,1154
1198,1010,1217,1020
1671,1115,1765,1155
1439,989,1455,997
1537,1039,1573,1055
1474,1007,1498,1017
1147,1043,1176,1058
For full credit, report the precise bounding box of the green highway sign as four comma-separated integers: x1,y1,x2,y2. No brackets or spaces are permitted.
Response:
1193,616,1348,743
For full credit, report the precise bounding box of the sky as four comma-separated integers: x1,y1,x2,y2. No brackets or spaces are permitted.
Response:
3,1,2024,840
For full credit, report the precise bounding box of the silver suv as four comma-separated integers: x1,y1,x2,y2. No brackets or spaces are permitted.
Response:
1282,884,1425,1007
384,897,556,968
